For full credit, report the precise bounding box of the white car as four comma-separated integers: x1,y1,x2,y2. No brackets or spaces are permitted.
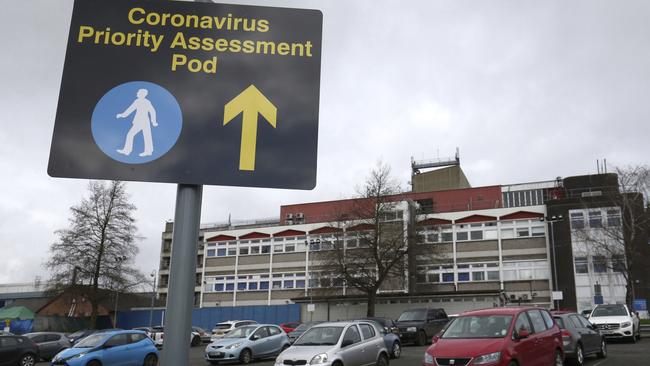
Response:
210,320,257,342
150,326,202,348
588,304,641,342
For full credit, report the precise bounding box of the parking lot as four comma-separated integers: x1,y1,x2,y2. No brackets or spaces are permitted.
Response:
36,338,648,366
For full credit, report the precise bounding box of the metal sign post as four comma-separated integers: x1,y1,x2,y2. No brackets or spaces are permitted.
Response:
161,184,203,366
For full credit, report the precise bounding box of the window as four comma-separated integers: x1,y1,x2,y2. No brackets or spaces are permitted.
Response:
456,231,468,241
269,327,282,336
442,273,454,282
359,324,376,339
260,281,269,290
207,249,215,257
217,248,226,257
612,256,626,273
487,271,500,281
472,272,485,281
593,256,607,273
574,257,588,274
514,313,531,334
570,212,585,230
342,326,361,346
129,333,147,343
527,310,547,333
589,211,602,228
458,272,470,281
261,245,271,254
226,283,234,291
540,310,554,329
516,228,530,237
239,247,249,255
606,209,621,227
106,334,129,347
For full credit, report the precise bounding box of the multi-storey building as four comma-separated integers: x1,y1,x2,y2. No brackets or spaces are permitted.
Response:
157,170,650,320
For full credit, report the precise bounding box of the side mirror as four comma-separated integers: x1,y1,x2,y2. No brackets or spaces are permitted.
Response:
251,334,260,341
516,329,530,339
341,339,353,348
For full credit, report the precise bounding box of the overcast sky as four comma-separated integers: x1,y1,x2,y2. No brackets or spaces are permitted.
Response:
1,0,649,284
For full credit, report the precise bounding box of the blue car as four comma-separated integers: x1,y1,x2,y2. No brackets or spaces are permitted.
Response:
204,324,289,364
51,330,159,366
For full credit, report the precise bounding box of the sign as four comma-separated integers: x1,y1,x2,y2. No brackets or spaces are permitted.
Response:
633,299,647,311
307,303,316,312
594,295,604,305
49,0,322,190
551,291,563,300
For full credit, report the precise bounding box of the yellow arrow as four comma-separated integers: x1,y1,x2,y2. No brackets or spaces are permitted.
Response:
223,85,277,171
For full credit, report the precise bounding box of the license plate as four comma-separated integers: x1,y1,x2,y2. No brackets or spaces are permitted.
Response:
601,330,613,334
209,352,223,357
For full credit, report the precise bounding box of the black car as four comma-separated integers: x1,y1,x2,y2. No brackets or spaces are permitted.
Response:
553,312,606,366
0,335,39,366
395,308,449,345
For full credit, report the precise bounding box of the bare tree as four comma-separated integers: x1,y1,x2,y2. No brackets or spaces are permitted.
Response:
46,180,145,328
573,165,650,305
319,162,418,316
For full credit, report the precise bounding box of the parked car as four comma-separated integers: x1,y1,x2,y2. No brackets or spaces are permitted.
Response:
0,334,39,366
193,326,212,344
356,318,401,359
396,308,449,345
287,321,325,344
150,326,202,348
553,312,606,366
51,330,158,366
133,327,155,338
279,322,301,334
588,304,641,342
23,332,71,361
204,324,289,364
423,307,563,366
276,321,389,366
211,320,258,342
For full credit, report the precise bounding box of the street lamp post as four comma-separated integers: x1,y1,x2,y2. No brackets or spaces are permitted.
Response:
113,255,128,327
149,269,157,328
546,215,563,310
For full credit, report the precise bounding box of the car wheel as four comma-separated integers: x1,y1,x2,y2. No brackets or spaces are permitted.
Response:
391,341,401,359
597,339,607,359
192,336,201,347
573,344,584,366
553,350,563,366
87,361,102,366
19,354,36,366
376,353,389,366
144,353,158,366
636,328,642,341
239,348,252,364
415,330,427,346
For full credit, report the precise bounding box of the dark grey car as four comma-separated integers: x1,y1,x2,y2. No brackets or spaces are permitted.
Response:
24,332,71,361
553,313,606,366
395,308,449,346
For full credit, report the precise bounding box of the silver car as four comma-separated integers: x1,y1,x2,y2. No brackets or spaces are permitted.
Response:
275,321,389,366
23,332,71,361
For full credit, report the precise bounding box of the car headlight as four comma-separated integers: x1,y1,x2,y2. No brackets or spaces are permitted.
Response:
423,353,434,364
473,352,501,365
621,322,632,328
407,327,417,332
275,357,284,365
68,353,87,360
225,342,243,350
310,353,328,364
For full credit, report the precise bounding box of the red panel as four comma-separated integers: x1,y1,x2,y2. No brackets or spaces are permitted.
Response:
206,234,236,242
239,231,271,239
417,218,452,227
456,214,497,224
500,211,544,220
273,229,307,237
280,186,504,225
309,226,343,234
347,223,375,232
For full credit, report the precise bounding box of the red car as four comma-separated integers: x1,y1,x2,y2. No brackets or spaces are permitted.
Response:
279,322,301,333
423,307,563,366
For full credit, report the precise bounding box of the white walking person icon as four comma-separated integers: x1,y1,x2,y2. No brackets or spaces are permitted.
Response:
116,88,158,157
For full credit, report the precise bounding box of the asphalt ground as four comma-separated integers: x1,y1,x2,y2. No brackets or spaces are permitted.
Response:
36,339,649,366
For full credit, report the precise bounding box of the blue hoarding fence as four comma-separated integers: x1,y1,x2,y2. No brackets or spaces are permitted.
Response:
633,299,647,311
116,304,300,330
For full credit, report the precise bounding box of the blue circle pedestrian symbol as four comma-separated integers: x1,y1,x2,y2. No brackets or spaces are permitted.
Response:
91,81,182,164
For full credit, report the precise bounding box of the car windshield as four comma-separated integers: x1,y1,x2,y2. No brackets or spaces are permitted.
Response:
442,315,513,339
214,324,232,330
293,323,314,332
398,310,426,322
553,317,566,329
225,326,257,338
74,334,105,348
294,326,344,346
592,306,628,317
